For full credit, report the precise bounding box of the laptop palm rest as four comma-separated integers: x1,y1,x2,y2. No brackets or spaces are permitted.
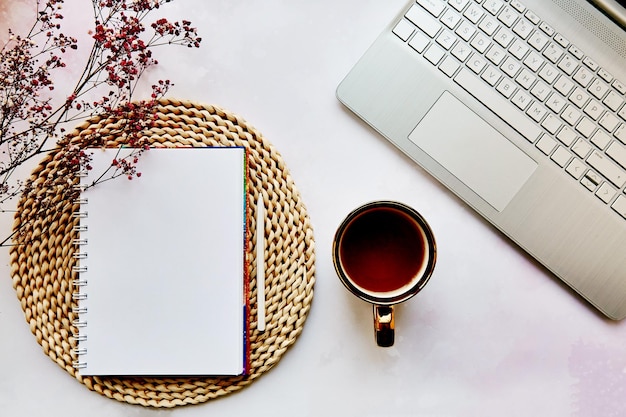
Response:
409,91,538,212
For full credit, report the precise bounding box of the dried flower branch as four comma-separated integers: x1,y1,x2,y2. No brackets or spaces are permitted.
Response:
1,0,201,246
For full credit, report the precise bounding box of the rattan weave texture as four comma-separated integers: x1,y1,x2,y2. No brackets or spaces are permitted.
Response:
9,98,316,407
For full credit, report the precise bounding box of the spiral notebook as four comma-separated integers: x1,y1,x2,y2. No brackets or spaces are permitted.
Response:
73,147,248,376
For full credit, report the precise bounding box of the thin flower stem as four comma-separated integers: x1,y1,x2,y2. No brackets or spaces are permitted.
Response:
1,0,202,247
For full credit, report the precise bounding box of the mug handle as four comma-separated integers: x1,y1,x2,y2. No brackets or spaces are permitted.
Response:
373,305,395,347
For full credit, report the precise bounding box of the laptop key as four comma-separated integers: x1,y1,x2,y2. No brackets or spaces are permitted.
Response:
464,3,485,24
496,78,517,99
511,90,532,110
406,5,442,38
513,17,533,39
537,134,557,155
424,44,446,65
486,45,506,65
494,27,514,47
583,56,599,72
598,68,613,83
448,0,470,13
604,91,625,112
568,44,584,59
439,56,461,77
441,9,462,29
561,105,581,126
538,63,558,84
566,157,587,180
556,78,575,99
596,182,617,203
587,151,626,188
573,66,593,88
615,124,626,144
498,6,519,27
576,117,596,138
607,141,626,169
482,66,503,86
613,79,626,95
524,10,541,25
451,42,472,61
502,56,521,77
456,20,477,41
600,112,619,132
541,114,562,135
611,195,626,219
530,80,550,101
467,53,487,73
510,0,525,13
417,0,446,17
479,14,500,36
584,100,604,120
590,130,611,150
483,0,504,15
393,20,415,41
546,93,566,113
554,33,570,48
470,32,491,53
581,171,601,191
589,79,610,100
409,31,430,53
539,22,556,36
572,139,592,158
551,146,572,168
527,102,548,123
436,30,458,50
528,31,549,51
557,126,577,146
543,43,563,64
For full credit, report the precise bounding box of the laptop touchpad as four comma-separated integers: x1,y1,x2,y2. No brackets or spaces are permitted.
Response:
408,91,537,212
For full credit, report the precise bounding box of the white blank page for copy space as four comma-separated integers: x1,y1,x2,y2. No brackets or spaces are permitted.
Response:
78,147,246,376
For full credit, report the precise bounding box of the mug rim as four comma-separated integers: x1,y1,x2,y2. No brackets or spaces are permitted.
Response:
332,200,437,305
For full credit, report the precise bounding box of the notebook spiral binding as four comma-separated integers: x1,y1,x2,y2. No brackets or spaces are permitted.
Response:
72,171,89,370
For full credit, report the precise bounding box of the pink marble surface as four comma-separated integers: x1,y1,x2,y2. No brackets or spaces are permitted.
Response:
1,1,626,416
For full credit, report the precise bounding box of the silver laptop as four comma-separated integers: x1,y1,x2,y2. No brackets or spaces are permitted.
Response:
337,0,626,319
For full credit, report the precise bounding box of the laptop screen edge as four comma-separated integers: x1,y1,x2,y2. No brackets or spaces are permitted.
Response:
588,0,626,28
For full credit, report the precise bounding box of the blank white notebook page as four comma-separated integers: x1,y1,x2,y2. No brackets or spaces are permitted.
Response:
78,147,246,376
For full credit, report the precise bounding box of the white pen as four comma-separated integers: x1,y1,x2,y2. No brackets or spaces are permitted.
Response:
256,194,266,332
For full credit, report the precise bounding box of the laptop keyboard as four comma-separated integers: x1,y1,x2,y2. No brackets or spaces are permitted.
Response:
393,0,626,220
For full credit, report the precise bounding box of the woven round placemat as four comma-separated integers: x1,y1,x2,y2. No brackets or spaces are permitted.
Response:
9,98,316,407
